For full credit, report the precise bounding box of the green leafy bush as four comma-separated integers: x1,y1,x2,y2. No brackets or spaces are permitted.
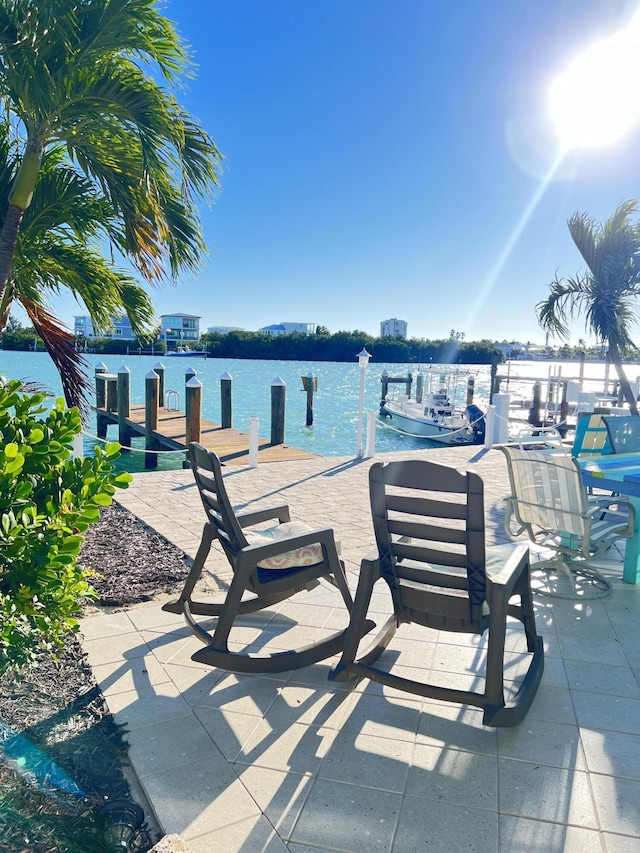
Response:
0,378,132,673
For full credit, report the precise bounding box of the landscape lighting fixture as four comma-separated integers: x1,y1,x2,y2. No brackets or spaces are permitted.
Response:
95,799,144,851
357,348,372,369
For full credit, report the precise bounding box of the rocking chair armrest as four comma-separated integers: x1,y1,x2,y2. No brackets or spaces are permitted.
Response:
236,504,291,528
485,543,530,593
237,526,339,565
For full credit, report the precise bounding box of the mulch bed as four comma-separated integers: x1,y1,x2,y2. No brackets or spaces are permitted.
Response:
0,504,190,853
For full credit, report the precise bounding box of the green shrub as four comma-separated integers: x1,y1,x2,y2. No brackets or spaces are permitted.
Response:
0,378,132,673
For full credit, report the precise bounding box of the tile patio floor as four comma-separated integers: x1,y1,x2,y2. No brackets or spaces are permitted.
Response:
79,446,640,852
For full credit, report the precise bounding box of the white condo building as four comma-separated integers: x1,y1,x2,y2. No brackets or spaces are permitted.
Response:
380,318,408,338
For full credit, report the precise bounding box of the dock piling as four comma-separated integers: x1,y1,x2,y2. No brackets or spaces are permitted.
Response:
271,377,286,445
144,370,160,469
153,362,165,404
466,375,475,406
249,417,259,468
186,377,202,445
95,363,109,438
528,381,543,427
305,371,315,426
117,365,131,449
220,372,233,429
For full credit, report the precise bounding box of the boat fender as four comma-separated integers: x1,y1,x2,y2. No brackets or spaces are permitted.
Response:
466,404,486,444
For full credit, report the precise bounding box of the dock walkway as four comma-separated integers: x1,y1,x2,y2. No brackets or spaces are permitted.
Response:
94,403,319,465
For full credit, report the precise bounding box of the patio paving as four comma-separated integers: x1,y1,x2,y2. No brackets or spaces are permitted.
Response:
79,445,640,852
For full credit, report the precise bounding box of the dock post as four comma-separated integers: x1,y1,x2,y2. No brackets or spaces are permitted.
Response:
466,375,475,406
365,411,377,458
490,354,500,404
305,371,314,426
484,405,495,448
249,417,259,468
579,351,586,384
144,370,159,469
106,376,118,413
405,373,412,397
528,381,542,426
95,362,109,438
381,370,389,406
220,371,233,429
186,377,202,445
416,373,424,404
153,361,165,406
117,365,131,450
559,381,569,436
271,377,286,445
493,393,510,444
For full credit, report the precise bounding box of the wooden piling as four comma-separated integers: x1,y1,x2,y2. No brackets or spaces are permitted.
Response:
186,377,202,444
117,365,131,449
528,381,542,427
271,377,286,445
559,380,569,437
153,362,165,405
144,370,160,469
305,371,315,426
416,373,424,404
95,363,109,438
220,371,232,429
466,375,475,406
106,377,117,413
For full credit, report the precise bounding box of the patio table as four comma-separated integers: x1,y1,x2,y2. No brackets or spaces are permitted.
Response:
580,451,640,583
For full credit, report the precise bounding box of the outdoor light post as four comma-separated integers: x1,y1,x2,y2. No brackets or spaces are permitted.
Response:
356,348,371,457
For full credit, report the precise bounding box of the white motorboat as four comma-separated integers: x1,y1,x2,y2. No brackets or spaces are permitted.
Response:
379,371,485,445
165,347,207,358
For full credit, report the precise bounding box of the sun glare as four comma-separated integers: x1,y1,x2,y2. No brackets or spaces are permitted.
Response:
549,11,640,149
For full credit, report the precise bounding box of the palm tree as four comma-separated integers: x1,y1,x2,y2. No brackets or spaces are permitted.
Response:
0,0,221,328
0,122,156,412
537,200,640,416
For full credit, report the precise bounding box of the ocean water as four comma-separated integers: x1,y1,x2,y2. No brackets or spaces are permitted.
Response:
0,349,623,471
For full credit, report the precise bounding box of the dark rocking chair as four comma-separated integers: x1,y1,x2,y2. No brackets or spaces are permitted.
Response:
163,443,368,673
329,459,544,727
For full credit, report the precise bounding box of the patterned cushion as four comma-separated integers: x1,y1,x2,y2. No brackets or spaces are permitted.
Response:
245,520,338,570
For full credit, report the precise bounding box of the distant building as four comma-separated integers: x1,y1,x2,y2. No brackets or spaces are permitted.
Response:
380,318,408,339
160,313,201,346
259,322,315,337
493,341,547,360
73,314,135,339
207,326,243,335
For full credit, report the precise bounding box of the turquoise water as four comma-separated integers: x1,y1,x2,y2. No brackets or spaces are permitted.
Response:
0,350,619,470
0,351,496,469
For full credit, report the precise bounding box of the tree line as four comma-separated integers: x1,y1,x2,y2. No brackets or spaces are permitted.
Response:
1,324,502,363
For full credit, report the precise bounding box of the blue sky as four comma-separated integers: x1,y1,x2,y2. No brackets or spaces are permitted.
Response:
47,0,640,344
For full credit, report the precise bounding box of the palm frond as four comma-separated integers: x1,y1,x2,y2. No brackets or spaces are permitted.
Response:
21,297,92,417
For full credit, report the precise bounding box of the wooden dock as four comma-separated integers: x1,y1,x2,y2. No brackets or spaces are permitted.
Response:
94,404,320,466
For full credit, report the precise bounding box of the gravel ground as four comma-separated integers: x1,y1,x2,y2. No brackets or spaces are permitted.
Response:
0,504,190,853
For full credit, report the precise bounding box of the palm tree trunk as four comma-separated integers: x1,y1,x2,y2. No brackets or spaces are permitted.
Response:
0,141,43,326
608,341,639,415
0,203,24,326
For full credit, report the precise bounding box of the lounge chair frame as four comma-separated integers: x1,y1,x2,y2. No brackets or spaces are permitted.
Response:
501,446,634,599
330,459,544,727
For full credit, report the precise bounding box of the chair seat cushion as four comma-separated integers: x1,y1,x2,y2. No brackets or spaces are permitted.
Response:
246,521,338,569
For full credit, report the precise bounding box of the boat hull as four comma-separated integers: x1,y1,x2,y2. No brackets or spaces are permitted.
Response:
380,404,474,445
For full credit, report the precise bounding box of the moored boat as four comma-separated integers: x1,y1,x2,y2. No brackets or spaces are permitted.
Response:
166,347,207,357
379,370,485,445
